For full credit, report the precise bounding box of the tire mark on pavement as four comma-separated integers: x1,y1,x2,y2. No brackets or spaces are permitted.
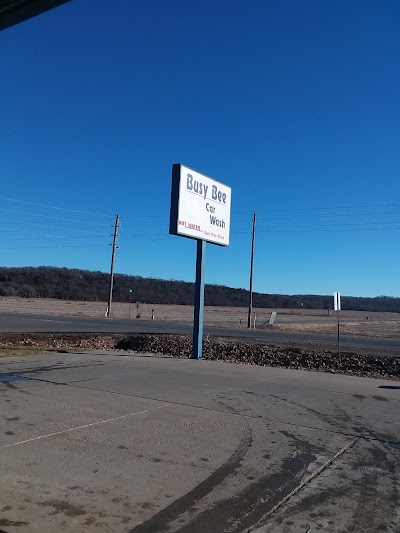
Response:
174,444,317,533
346,443,400,533
130,426,253,533
269,394,347,431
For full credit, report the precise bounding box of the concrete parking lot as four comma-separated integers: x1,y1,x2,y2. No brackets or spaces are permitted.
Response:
0,352,399,532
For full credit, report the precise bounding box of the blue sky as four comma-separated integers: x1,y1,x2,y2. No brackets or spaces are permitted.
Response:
1,0,399,297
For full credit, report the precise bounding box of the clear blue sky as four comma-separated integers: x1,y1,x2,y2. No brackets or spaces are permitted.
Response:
1,0,399,297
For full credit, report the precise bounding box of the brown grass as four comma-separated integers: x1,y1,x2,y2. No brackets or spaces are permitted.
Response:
0,346,70,357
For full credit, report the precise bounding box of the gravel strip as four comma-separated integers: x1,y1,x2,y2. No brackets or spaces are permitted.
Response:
0,333,398,381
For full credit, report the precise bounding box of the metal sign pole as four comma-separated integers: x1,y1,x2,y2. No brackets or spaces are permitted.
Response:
334,292,341,366
337,309,341,365
128,289,132,318
192,239,206,359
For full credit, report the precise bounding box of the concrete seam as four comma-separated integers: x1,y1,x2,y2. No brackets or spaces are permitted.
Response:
1,404,170,448
242,437,360,533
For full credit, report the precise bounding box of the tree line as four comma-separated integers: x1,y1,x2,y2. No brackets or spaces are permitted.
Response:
0,266,399,312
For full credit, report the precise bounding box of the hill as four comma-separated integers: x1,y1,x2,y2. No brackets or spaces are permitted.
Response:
0,266,399,313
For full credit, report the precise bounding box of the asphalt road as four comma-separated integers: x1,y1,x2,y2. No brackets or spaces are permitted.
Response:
0,312,399,351
0,351,399,532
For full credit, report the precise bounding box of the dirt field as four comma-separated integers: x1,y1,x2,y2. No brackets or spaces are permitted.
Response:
0,297,399,339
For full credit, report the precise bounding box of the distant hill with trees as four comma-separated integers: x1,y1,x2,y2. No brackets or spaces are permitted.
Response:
0,266,399,313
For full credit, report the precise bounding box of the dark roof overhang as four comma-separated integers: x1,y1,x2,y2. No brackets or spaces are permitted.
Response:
0,0,70,31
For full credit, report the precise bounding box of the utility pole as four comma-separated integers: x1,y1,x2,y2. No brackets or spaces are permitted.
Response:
106,214,119,318
247,212,256,328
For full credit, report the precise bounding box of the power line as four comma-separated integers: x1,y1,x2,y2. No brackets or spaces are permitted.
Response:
232,220,400,233
5,212,397,235
0,195,113,219
121,214,168,219
1,196,398,225
119,232,167,238
0,244,107,250
257,220,400,230
0,217,110,236
0,232,169,246
232,202,400,214
119,222,169,228
0,226,109,243
231,210,400,224
8,249,109,258
119,237,171,245
232,226,400,234
0,207,112,227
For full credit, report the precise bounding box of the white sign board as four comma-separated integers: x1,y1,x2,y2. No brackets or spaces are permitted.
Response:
334,292,341,311
269,311,277,326
169,164,231,246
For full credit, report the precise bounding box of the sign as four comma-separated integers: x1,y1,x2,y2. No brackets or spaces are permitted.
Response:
269,311,277,326
169,164,231,246
334,292,341,311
